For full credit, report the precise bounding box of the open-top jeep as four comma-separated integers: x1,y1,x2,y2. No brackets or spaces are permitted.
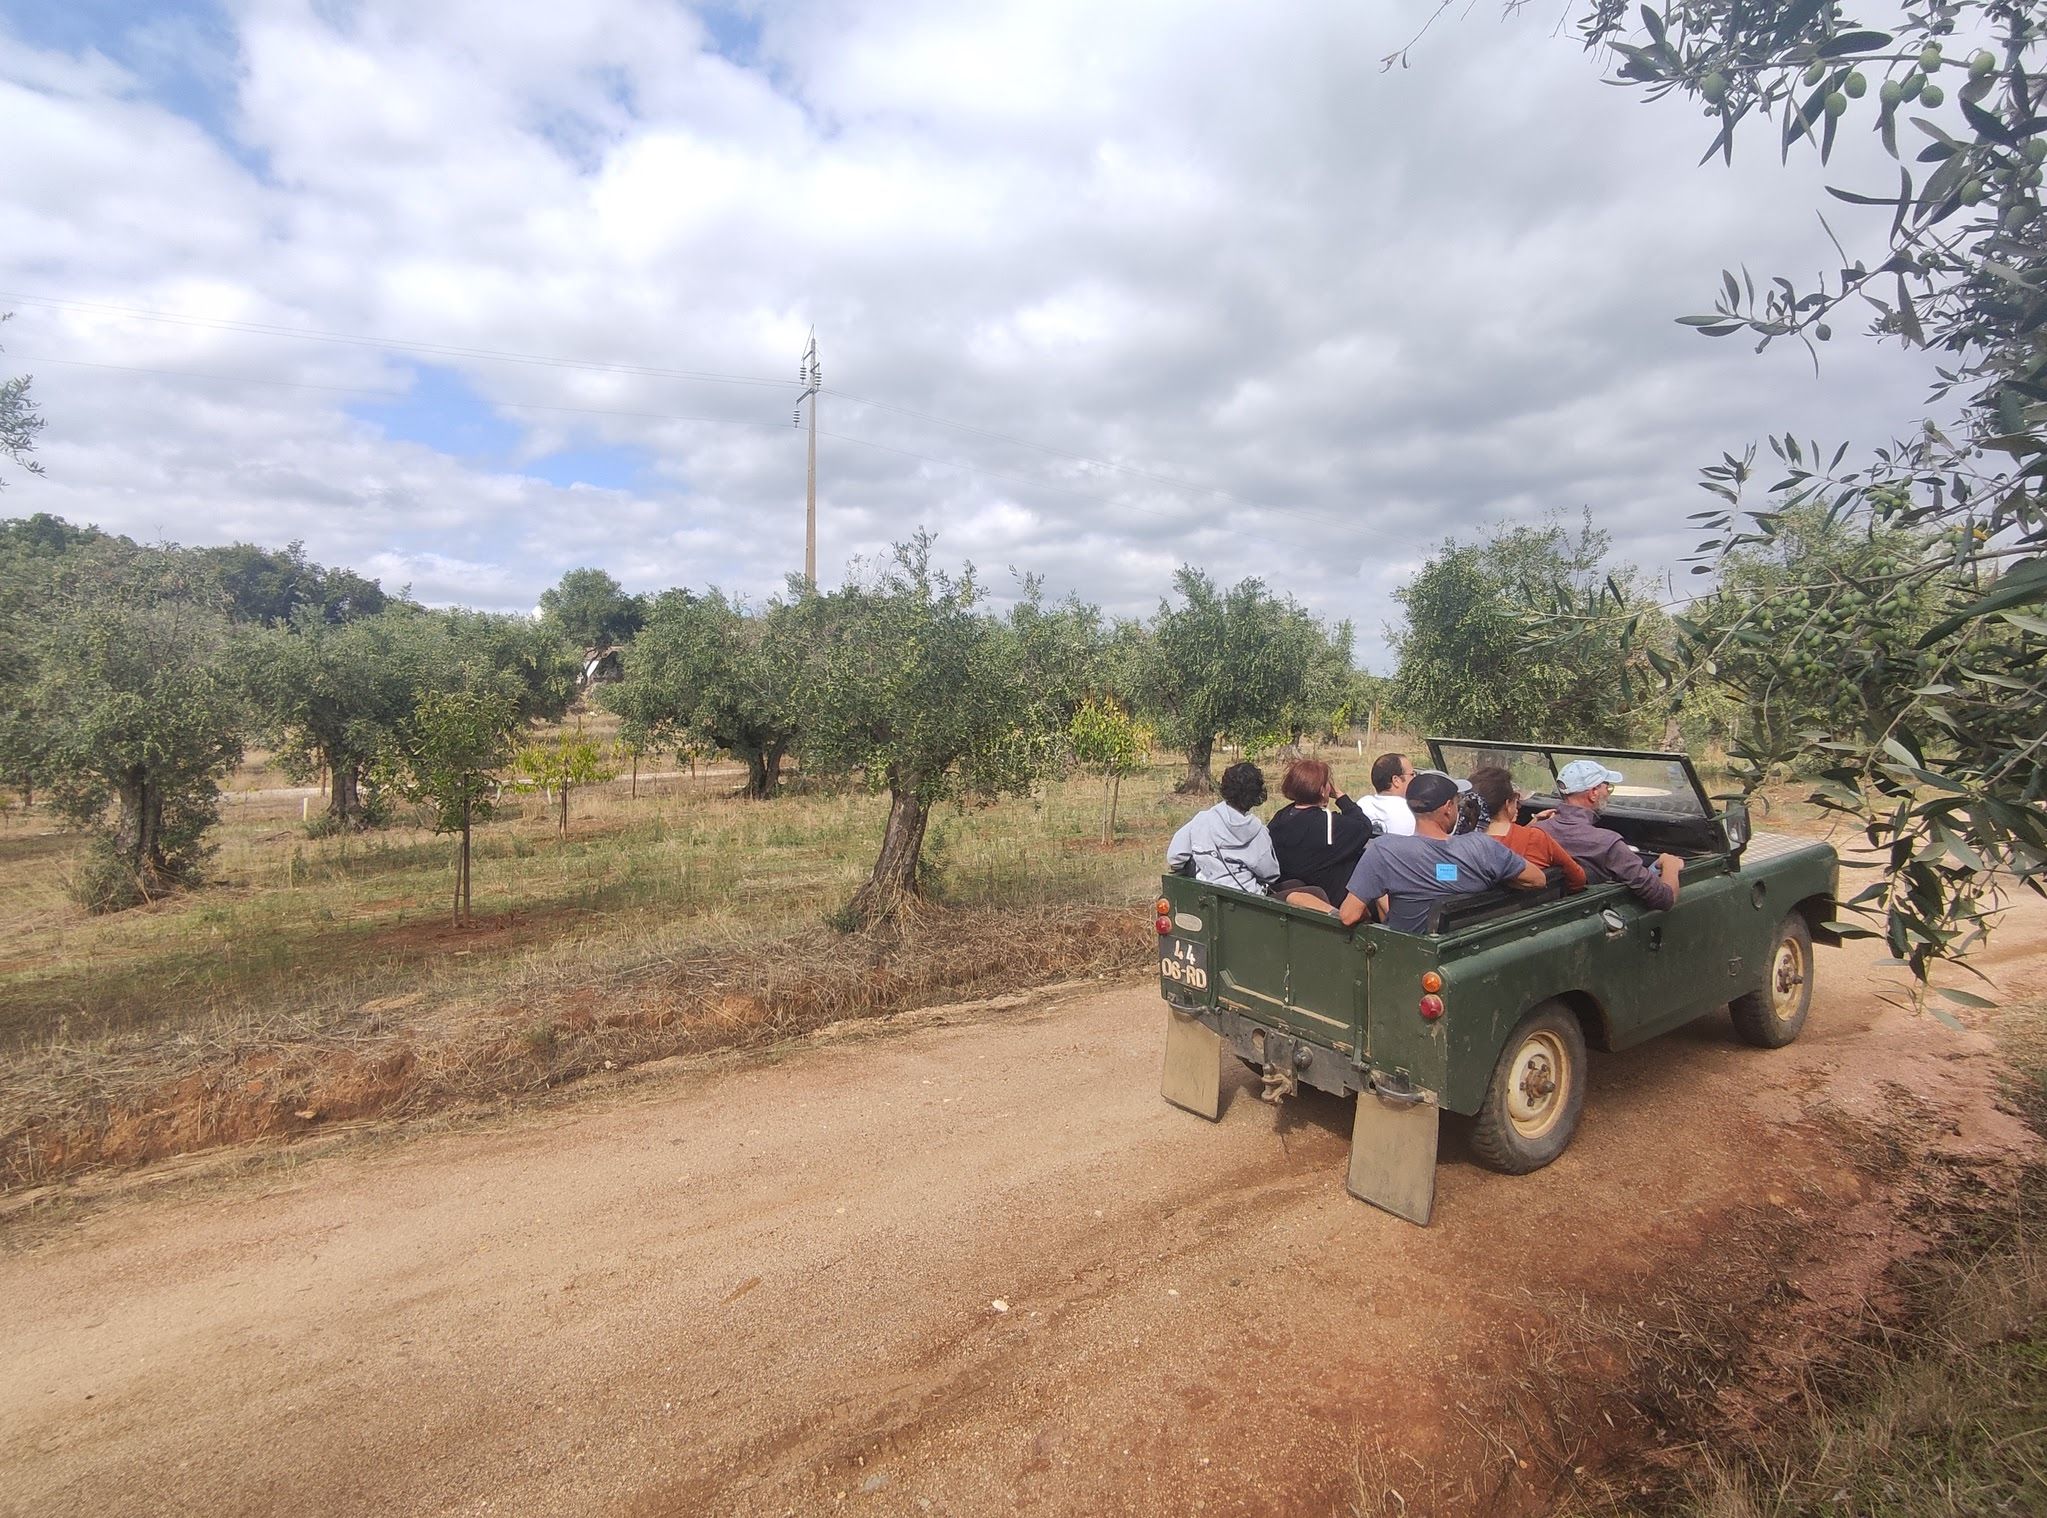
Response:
1156,739,1839,1224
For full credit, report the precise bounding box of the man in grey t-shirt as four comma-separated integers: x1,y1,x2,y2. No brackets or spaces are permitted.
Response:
1339,772,1548,931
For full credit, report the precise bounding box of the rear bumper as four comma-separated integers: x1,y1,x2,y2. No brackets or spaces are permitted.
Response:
1157,992,1427,1105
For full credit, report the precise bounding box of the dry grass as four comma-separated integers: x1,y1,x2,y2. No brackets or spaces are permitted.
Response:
1348,1000,2047,1518
0,736,1840,1193
1,737,1403,1188
1636,1211,2047,1518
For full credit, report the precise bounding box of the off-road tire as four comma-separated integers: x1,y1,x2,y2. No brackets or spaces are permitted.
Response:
1730,913,1813,1049
1470,1001,1587,1175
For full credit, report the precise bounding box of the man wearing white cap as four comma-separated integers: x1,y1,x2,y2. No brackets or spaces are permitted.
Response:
1534,760,1682,910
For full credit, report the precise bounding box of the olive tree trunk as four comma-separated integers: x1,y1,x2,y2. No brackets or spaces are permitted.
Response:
112,768,169,889
742,741,788,800
846,782,930,927
453,795,473,924
327,759,363,826
1176,735,1216,794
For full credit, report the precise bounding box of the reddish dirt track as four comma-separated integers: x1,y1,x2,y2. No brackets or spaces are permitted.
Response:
1,894,2040,1518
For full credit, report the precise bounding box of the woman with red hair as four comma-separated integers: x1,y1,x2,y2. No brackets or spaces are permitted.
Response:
1267,757,1376,913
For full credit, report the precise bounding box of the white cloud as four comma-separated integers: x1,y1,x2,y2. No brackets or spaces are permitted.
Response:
0,0,1944,668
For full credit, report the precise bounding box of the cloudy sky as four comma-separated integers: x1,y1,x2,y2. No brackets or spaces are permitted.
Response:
0,0,1940,666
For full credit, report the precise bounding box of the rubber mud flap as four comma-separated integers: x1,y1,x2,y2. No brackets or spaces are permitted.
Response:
1160,1009,1222,1120
1347,1092,1439,1226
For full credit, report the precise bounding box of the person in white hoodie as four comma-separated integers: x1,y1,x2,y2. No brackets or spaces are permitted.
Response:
1166,762,1281,894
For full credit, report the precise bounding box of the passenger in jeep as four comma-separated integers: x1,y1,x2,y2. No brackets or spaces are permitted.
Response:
1267,758,1373,913
1166,761,1282,895
1534,759,1681,910
1338,772,1547,931
1468,766,1586,892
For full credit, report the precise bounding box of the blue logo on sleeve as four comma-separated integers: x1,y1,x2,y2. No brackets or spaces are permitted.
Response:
1435,861,1459,882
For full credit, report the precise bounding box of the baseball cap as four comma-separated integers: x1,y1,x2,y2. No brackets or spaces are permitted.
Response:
1405,770,1471,813
1557,759,1625,795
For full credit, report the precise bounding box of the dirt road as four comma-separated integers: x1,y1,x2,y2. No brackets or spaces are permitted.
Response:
2,908,2039,1518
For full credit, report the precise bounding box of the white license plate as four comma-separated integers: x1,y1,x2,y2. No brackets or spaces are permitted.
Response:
1159,937,1209,990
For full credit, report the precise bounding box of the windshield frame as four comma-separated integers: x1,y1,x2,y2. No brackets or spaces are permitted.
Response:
1422,737,1716,820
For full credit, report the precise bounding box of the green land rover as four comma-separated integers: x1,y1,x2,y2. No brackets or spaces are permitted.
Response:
1156,739,1840,1224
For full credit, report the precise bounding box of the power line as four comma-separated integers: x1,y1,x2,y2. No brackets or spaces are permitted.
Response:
825,386,1281,514
15,354,791,431
19,351,1243,525
0,290,801,391
8,288,1347,524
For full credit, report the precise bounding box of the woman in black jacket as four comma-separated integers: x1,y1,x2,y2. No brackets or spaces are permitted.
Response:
1267,757,1377,913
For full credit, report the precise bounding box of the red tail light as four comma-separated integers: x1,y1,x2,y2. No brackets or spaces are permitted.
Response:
1156,915,1173,934
1419,994,1444,1020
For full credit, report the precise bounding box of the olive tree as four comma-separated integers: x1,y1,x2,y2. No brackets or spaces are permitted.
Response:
510,726,619,837
433,608,581,723
1281,618,1362,750
1142,568,1322,792
1394,516,1655,746
1553,1,2047,979
599,589,800,799
539,567,645,650
2,316,44,489
254,606,432,828
788,535,1066,927
1068,696,1153,843
252,605,566,832
380,687,519,923
1679,505,1953,771
5,549,247,909
196,540,389,627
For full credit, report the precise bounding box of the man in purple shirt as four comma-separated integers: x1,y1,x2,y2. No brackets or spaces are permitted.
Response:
1534,760,1682,911
1339,772,1547,932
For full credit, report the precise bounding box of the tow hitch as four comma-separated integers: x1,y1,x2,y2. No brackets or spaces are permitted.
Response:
1257,1041,1313,1105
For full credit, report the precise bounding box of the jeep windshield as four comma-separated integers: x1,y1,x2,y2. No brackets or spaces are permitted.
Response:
1426,739,1711,820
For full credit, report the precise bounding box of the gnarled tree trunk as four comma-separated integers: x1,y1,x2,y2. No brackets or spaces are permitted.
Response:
742,741,788,800
846,781,930,927
1176,735,1216,794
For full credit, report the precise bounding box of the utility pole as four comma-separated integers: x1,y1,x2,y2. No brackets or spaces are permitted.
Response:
794,330,820,587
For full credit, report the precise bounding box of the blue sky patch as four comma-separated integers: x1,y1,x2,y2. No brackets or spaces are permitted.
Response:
3,0,262,174
698,4,761,68
520,445,647,492
351,364,646,490
350,365,523,459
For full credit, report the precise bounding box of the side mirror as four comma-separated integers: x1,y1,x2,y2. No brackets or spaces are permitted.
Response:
1722,800,1751,854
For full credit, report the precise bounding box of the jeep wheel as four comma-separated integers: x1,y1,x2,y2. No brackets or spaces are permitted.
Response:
1730,913,1813,1049
1470,1002,1586,1174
